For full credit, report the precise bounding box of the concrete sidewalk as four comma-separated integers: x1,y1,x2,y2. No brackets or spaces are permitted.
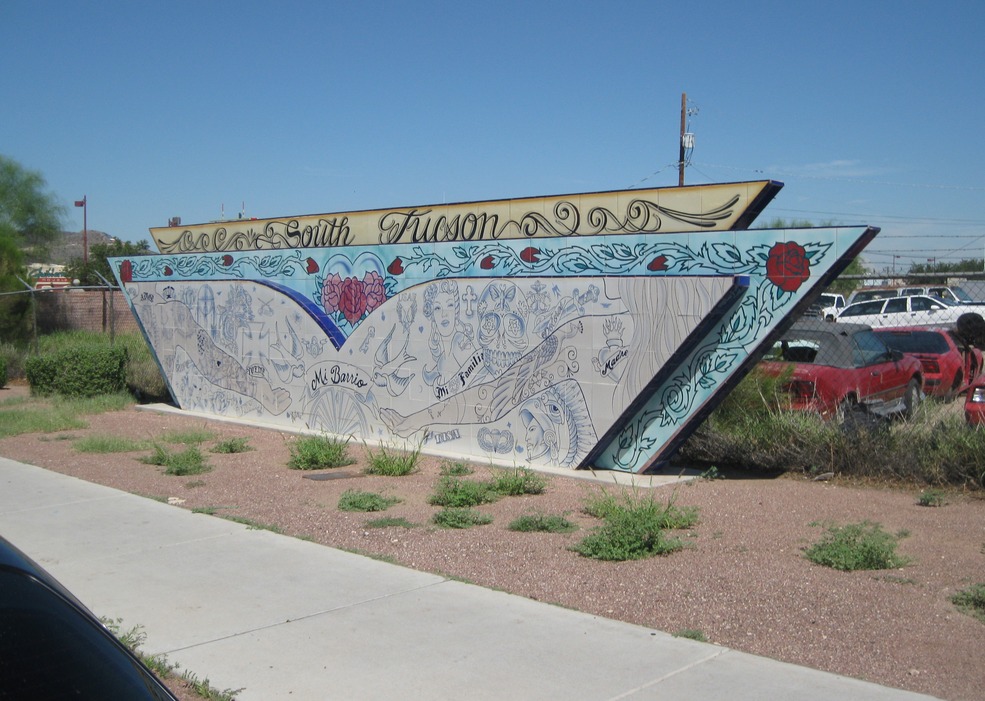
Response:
0,457,938,701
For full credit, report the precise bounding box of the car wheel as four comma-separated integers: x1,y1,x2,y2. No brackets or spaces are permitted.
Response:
902,379,921,418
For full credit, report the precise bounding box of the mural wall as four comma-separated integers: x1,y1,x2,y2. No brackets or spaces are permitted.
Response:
115,182,877,473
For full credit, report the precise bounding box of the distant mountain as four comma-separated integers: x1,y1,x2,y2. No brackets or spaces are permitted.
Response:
38,230,117,266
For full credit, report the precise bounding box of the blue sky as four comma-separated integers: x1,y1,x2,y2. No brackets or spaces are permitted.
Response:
2,0,983,273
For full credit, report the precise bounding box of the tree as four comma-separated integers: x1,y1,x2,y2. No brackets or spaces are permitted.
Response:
0,156,65,342
66,238,152,286
827,256,866,296
907,259,984,282
0,155,64,253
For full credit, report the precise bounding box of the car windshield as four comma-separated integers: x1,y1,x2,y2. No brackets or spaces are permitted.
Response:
877,331,950,354
768,329,870,368
932,286,973,303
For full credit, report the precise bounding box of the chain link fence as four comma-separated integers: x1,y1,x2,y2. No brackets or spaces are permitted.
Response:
0,284,139,351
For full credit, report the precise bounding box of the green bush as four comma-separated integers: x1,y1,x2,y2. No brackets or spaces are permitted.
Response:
507,513,578,533
210,437,252,454
804,521,911,571
364,441,422,476
0,355,6,389
288,435,354,470
428,476,500,507
25,344,127,398
950,583,985,623
679,370,985,489
431,508,493,529
115,332,169,401
140,444,211,476
439,460,474,476
572,488,697,561
490,467,548,496
0,342,24,383
337,490,400,512
571,508,686,561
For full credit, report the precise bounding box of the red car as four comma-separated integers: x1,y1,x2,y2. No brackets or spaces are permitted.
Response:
873,326,981,399
759,322,924,419
965,378,985,425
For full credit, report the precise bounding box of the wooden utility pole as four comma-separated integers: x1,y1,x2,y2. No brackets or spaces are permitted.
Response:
678,92,687,186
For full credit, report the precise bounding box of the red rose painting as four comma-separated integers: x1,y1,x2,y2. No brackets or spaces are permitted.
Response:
338,276,368,325
520,247,540,264
119,259,133,283
766,241,810,293
387,257,404,275
363,271,386,313
321,273,343,314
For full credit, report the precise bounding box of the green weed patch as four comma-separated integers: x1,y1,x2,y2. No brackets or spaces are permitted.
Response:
288,434,354,470
804,521,911,571
337,490,400,512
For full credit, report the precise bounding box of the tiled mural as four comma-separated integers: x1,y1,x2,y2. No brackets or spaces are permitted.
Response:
113,182,877,472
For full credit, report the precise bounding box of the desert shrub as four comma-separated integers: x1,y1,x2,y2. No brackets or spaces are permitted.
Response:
288,435,354,470
0,342,24,382
490,467,548,496
25,344,127,397
337,490,400,512
804,521,911,571
917,489,947,507
140,444,211,476
573,488,697,561
113,332,169,401
679,370,985,489
507,513,577,533
583,488,699,529
571,508,686,561
428,476,499,507
439,460,474,476
431,507,493,529
0,355,6,388
210,437,252,454
950,583,985,623
364,441,421,476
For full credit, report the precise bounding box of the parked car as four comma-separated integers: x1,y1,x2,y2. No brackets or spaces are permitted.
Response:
836,295,982,328
0,536,179,700
965,377,985,426
809,292,847,320
874,326,982,399
846,287,900,305
758,321,923,418
897,284,976,304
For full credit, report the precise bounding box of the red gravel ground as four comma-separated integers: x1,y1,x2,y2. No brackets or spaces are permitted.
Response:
1,382,983,700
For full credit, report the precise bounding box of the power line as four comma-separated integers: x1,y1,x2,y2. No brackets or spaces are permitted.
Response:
695,161,985,192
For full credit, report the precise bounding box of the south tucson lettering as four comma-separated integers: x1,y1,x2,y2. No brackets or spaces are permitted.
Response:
378,209,501,244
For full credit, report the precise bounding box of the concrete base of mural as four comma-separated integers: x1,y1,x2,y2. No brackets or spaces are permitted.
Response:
113,221,876,473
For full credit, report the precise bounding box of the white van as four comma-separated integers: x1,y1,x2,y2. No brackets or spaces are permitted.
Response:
897,285,975,304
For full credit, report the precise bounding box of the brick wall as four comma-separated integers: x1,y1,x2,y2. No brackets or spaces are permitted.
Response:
34,289,139,335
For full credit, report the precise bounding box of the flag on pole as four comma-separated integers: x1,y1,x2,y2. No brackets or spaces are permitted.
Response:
74,199,85,207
